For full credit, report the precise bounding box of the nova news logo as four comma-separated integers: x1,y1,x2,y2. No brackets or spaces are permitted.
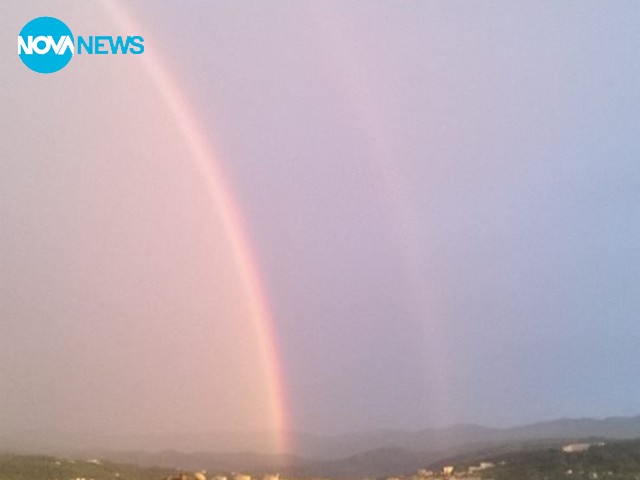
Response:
18,16,144,74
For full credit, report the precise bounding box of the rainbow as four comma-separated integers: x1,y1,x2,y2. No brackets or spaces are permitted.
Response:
306,4,454,424
100,1,289,453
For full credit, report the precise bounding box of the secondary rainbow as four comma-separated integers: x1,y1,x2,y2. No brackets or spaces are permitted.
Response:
100,1,290,453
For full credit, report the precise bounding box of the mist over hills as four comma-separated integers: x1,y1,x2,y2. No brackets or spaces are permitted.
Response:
7,438,640,480
3,415,640,478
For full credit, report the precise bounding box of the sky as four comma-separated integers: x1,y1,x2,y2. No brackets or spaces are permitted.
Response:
1,0,640,447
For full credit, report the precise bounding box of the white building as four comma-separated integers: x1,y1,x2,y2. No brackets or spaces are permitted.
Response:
563,443,589,453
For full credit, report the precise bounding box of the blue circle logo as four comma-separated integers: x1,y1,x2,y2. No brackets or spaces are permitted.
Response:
18,17,74,74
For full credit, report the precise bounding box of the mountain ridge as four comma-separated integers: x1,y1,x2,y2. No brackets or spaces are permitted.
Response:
3,414,640,477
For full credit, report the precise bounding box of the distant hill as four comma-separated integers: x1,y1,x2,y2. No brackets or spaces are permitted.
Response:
285,416,640,460
6,439,640,480
443,438,640,480
5,415,640,460
3,415,640,479
101,450,306,475
0,453,177,480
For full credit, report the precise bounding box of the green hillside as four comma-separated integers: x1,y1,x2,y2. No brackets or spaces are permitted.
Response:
0,454,178,480
475,440,640,480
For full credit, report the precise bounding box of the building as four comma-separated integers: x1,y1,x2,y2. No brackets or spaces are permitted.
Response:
562,443,604,453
